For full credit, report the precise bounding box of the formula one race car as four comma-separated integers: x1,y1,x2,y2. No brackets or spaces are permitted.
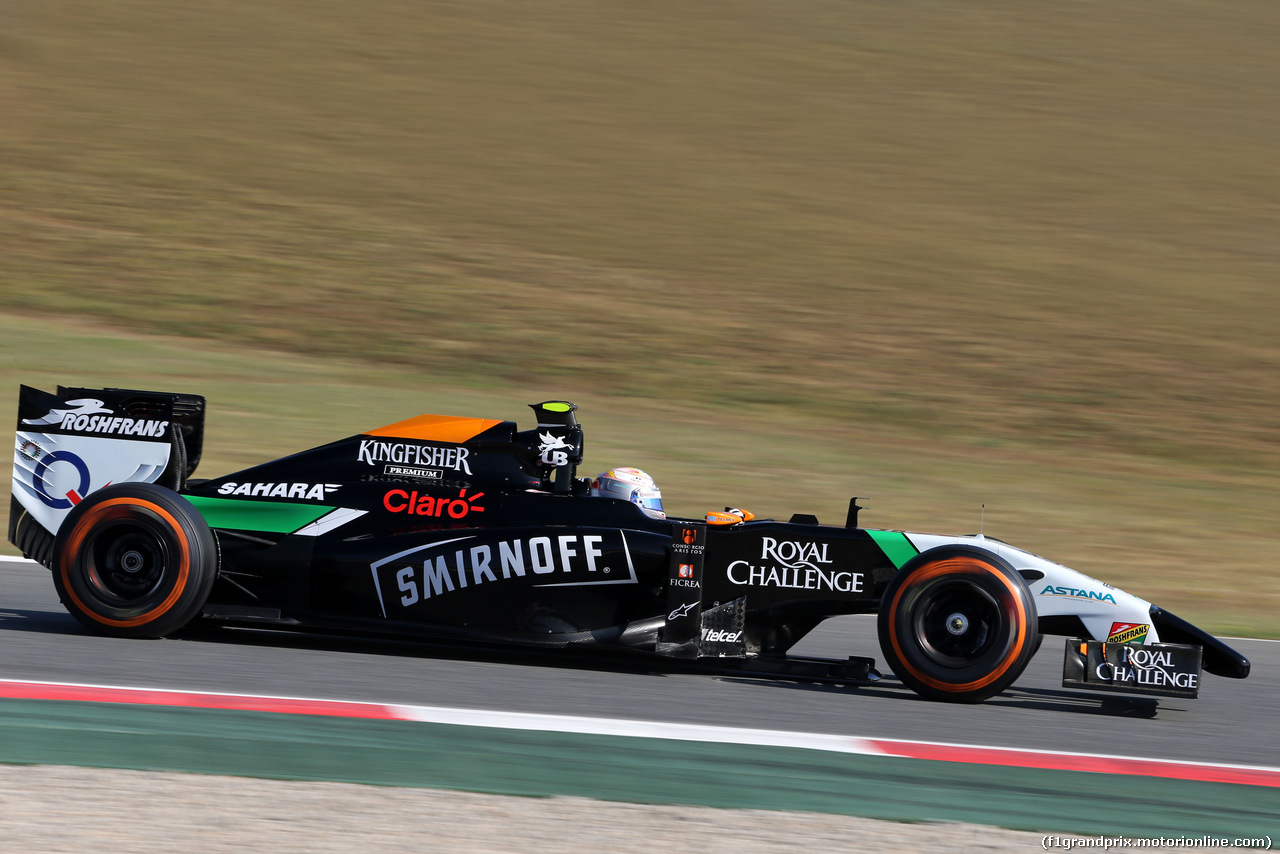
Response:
9,385,1251,703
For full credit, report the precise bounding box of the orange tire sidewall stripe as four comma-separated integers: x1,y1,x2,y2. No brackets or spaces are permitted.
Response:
887,557,1028,694
60,497,192,629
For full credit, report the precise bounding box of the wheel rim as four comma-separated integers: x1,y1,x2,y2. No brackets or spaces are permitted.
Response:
911,579,1005,669
87,523,170,604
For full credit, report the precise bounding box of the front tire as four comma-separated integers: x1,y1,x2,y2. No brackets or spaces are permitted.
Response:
877,545,1037,703
52,482,218,638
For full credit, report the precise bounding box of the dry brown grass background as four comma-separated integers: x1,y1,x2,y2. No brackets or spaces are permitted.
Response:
2,0,1278,633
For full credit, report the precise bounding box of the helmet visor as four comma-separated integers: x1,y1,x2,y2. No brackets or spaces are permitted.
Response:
631,489,663,513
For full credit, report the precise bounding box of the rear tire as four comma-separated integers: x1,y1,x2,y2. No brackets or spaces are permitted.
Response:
877,545,1037,703
52,482,218,638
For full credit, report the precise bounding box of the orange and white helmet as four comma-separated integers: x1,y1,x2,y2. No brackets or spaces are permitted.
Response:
590,467,664,518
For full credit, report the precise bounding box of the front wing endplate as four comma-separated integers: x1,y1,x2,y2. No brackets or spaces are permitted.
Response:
1062,638,1203,699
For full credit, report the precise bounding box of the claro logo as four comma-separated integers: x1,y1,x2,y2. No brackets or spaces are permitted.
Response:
384,488,485,519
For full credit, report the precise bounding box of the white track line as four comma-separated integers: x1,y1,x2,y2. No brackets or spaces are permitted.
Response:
3,677,1279,786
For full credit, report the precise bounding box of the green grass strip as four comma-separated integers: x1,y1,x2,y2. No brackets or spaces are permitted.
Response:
0,698,1274,837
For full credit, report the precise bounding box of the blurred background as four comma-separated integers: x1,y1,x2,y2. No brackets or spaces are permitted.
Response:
3,0,1277,635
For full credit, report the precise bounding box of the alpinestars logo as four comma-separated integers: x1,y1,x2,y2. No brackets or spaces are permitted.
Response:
538,432,575,466
668,602,697,621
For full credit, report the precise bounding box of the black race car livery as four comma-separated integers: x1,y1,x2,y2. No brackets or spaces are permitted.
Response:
9,385,1249,703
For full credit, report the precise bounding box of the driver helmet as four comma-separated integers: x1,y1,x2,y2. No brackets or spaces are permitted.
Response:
590,467,664,518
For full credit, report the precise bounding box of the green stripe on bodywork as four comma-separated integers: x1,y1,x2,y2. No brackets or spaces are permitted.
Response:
185,496,333,533
867,530,918,569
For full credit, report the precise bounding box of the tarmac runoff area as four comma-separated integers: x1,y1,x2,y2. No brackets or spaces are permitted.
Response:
0,765,1249,854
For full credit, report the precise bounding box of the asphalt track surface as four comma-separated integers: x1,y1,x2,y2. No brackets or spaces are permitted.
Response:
1,557,1276,769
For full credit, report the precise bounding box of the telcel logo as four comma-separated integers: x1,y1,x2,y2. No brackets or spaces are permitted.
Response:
384,488,485,519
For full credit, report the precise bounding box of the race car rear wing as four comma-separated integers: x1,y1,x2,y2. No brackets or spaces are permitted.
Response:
10,384,205,565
